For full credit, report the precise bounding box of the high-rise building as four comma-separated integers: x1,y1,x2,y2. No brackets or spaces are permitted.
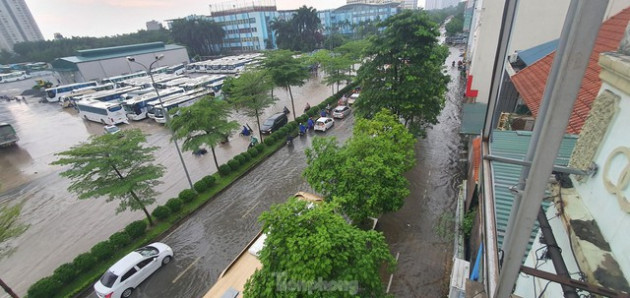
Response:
0,0,44,51
425,0,460,10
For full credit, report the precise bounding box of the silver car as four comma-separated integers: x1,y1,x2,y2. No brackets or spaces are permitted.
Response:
332,105,351,119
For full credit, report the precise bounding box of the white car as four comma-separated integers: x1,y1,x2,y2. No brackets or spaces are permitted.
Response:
94,242,173,298
104,125,120,134
314,117,334,132
332,105,351,119
348,93,359,106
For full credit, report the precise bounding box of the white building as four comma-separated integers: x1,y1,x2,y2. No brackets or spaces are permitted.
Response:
0,0,44,51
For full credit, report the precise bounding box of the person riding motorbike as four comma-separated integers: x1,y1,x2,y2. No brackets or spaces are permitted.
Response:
452,61,455,68
298,123,307,136
240,125,251,136
304,103,311,113
307,117,314,131
283,106,290,114
248,136,258,148
320,109,327,118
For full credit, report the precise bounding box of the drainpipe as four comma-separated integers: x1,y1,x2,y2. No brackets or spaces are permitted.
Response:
493,1,608,297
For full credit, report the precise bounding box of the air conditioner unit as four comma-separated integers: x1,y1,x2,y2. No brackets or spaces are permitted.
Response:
508,53,519,63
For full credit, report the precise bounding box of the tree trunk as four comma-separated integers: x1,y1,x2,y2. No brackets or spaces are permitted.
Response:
288,86,297,120
130,190,154,226
0,278,18,298
210,146,219,171
255,110,263,142
111,164,154,226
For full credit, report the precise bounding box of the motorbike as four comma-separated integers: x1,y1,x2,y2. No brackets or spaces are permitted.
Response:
283,106,290,115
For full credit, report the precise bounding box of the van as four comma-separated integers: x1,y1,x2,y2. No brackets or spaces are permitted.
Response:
260,113,288,134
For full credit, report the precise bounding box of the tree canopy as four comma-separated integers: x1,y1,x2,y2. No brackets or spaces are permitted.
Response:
355,10,450,137
229,70,276,140
304,109,415,223
170,17,225,57
445,12,465,37
167,97,239,170
243,197,395,297
309,50,354,95
272,6,323,52
0,202,28,258
261,50,310,118
51,129,164,225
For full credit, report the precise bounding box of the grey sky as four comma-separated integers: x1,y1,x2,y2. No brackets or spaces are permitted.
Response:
26,0,425,40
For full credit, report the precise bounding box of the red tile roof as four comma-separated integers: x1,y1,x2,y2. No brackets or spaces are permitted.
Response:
511,7,630,134
473,136,481,182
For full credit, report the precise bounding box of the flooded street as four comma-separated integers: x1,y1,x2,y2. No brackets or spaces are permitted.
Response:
380,43,465,296
0,73,338,296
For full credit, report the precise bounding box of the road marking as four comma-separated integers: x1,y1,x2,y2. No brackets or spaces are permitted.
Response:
172,256,202,284
242,201,261,219
386,252,401,293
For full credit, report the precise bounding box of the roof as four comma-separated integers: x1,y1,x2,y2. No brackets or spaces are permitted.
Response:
489,130,578,249
517,39,559,67
511,7,630,134
472,137,481,182
52,42,186,65
108,251,143,275
460,103,487,135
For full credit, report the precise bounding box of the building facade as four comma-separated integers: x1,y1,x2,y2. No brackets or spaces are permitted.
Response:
146,20,163,31
0,0,44,51
425,0,460,10
50,42,189,83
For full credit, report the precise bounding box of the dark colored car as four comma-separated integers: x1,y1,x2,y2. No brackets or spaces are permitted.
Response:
260,112,288,134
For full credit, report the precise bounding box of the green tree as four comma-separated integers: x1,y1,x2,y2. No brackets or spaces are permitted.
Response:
304,110,415,223
270,19,296,50
167,97,239,170
0,202,28,256
169,17,225,56
51,129,164,225
261,50,310,119
356,10,450,137
230,70,276,140
445,12,465,37
311,50,353,95
243,198,395,297
271,6,322,51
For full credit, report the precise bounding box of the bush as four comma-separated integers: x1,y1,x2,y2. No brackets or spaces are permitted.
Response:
53,263,77,284
234,154,246,165
240,152,251,163
242,151,252,160
28,277,62,298
91,241,114,261
227,159,240,170
296,114,308,123
124,220,147,239
109,231,131,249
166,198,183,213
307,108,318,117
194,180,208,193
152,205,171,221
179,189,197,203
218,164,232,176
248,147,259,157
201,175,216,187
253,144,264,154
72,252,96,273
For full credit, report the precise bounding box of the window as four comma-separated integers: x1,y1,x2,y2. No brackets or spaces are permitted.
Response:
137,258,153,269
99,271,119,288
121,268,137,282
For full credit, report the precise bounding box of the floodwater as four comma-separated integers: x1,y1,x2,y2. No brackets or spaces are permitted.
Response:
379,42,466,296
0,72,339,297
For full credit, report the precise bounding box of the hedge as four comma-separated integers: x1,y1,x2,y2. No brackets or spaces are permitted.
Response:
178,189,197,203
218,164,231,176
152,205,171,221
28,276,62,298
91,241,114,261
166,198,183,213
247,147,259,157
240,152,251,163
53,263,77,284
72,252,96,273
234,154,246,165
109,231,131,249
124,220,148,239
201,175,216,186
194,179,209,193
227,159,240,170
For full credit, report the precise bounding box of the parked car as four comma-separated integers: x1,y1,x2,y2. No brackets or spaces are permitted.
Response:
260,112,288,134
314,117,334,132
94,242,173,298
348,93,359,106
332,105,351,119
104,124,120,135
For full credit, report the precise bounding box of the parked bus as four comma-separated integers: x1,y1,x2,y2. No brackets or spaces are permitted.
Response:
45,81,99,103
0,71,30,83
81,86,140,103
76,100,128,125
180,75,226,91
147,88,213,123
59,83,115,107
121,87,185,121
101,71,146,87
0,123,19,147
165,63,186,75
154,77,192,89
120,74,182,89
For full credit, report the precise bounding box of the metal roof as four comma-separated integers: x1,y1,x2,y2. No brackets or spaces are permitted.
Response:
51,42,186,65
460,103,487,135
517,39,558,67
489,130,578,250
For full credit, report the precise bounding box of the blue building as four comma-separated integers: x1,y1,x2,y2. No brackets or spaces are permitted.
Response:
318,3,401,36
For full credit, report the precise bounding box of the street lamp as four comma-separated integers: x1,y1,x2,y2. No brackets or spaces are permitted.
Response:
126,55,194,189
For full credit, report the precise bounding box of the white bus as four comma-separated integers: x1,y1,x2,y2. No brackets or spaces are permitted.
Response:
180,75,226,91
121,87,185,121
59,83,116,108
81,86,140,103
165,64,186,75
147,88,213,123
0,71,30,83
76,100,128,125
45,81,99,102
120,74,181,89
101,71,146,87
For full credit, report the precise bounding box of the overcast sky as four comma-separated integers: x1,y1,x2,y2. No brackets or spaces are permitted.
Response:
26,0,426,40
